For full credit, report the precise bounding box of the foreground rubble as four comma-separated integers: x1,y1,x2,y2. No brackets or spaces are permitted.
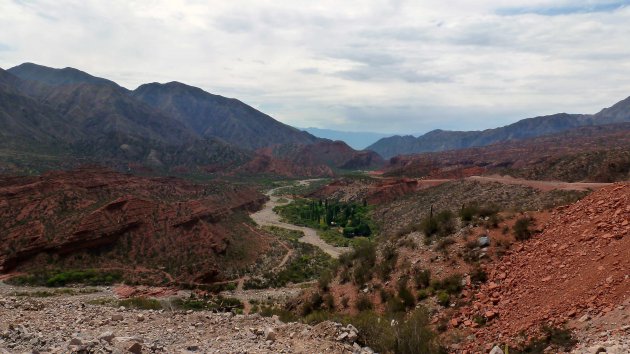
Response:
0,286,372,354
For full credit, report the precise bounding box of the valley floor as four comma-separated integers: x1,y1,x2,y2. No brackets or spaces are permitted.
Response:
250,183,350,258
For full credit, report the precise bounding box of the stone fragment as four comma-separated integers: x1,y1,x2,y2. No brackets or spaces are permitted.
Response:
264,327,276,342
489,345,504,354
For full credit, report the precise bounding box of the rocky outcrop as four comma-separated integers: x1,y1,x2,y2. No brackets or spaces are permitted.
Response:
0,168,269,283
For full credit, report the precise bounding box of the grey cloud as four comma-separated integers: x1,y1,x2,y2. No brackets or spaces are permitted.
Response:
334,66,451,83
297,67,320,75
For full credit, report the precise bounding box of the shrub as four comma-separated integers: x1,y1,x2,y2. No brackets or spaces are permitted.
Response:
395,307,443,354
398,285,416,309
470,265,488,284
318,270,333,291
258,306,298,323
387,297,406,313
323,293,335,310
378,244,398,281
421,210,455,238
414,269,431,289
118,297,162,310
417,289,430,301
435,237,455,252
351,240,377,285
436,291,450,307
347,311,397,353
431,274,463,295
8,269,122,287
460,205,479,222
356,294,373,311
513,217,534,241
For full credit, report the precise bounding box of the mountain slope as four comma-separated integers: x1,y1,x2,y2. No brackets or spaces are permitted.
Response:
0,68,80,151
368,97,630,158
384,123,630,182
3,63,251,171
132,82,319,150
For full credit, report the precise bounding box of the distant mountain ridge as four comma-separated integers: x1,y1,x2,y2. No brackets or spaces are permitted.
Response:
301,127,391,150
368,100,630,158
0,63,379,177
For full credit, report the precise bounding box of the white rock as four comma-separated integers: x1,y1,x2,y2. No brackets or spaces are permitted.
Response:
489,345,504,354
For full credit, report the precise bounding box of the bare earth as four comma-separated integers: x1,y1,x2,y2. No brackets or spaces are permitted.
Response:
466,175,611,192
250,183,349,259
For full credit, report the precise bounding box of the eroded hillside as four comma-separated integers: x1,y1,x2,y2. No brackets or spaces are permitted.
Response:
0,168,270,284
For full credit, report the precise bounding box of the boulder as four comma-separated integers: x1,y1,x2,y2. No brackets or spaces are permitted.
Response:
478,236,490,247
264,327,276,342
489,345,504,354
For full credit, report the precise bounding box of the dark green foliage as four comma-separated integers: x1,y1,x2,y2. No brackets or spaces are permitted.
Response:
377,244,398,281
173,295,243,312
356,294,373,311
387,296,407,313
420,210,455,238
349,240,377,285
397,284,415,309
257,306,298,323
460,203,500,223
118,297,162,310
513,217,534,241
436,291,450,306
7,269,122,287
274,198,374,240
294,308,443,354
414,269,431,289
470,265,488,284
431,274,463,295
301,292,325,316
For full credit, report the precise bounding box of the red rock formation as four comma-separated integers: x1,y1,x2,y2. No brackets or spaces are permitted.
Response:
0,167,270,284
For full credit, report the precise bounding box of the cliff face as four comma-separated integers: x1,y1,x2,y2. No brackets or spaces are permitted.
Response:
0,168,269,284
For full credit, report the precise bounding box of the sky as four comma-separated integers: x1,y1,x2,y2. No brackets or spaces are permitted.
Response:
1,0,630,135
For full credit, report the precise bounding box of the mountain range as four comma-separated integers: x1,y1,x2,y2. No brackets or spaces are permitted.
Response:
368,99,630,159
301,127,391,150
0,63,378,176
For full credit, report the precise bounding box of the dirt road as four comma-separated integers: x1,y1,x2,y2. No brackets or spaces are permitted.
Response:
467,175,611,192
250,182,349,259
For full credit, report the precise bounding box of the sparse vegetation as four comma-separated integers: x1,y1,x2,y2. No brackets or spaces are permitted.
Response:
6,269,122,287
513,216,534,241
420,210,455,238
118,297,162,310
509,326,577,353
244,226,332,289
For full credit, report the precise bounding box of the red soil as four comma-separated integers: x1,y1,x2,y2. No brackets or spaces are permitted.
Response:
454,183,630,349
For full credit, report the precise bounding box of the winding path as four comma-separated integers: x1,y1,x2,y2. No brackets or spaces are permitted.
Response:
250,181,349,259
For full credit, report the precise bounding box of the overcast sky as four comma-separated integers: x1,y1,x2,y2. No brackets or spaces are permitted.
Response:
1,0,630,135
